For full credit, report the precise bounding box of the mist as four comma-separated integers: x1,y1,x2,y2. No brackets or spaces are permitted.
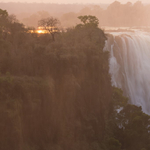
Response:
1,1,150,28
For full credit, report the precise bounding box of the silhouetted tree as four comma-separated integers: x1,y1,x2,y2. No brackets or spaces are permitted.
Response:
77,15,99,28
38,17,60,41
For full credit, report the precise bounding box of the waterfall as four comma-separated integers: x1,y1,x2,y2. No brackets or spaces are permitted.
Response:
104,31,150,114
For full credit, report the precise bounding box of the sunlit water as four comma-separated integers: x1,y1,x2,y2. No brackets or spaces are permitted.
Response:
104,31,150,114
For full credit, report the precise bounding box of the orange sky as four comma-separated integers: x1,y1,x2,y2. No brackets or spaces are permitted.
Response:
0,0,149,4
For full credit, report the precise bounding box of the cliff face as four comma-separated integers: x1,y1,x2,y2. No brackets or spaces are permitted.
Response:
0,26,112,150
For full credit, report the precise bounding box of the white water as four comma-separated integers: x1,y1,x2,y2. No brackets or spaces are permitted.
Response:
104,31,150,114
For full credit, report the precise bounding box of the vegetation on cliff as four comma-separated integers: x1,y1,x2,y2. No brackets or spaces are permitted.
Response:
0,9,150,150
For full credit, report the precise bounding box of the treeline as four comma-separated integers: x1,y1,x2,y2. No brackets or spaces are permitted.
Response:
0,2,107,28
1,1,150,27
0,9,150,150
61,1,150,27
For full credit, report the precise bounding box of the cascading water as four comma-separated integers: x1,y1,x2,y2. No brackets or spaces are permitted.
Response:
104,31,150,114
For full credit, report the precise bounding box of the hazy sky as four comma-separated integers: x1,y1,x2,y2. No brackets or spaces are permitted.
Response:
0,0,150,4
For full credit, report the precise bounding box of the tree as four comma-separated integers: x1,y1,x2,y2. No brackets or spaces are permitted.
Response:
107,87,150,150
0,9,8,18
0,9,24,40
38,17,60,41
77,15,99,28
0,9,8,30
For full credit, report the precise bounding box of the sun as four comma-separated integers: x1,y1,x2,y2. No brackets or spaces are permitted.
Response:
37,30,43,34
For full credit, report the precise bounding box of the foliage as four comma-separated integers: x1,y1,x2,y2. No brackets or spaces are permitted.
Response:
0,10,111,150
105,87,150,150
76,15,99,28
0,8,150,150
0,8,8,18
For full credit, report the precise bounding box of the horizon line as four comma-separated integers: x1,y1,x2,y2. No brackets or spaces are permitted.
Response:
0,1,149,5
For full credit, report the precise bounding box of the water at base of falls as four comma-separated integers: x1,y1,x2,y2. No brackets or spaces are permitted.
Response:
104,31,150,114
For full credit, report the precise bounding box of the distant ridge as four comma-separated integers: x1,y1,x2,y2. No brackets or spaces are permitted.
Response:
0,2,108,14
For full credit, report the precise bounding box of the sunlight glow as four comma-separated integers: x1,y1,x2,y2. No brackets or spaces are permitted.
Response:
37,30,44,33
